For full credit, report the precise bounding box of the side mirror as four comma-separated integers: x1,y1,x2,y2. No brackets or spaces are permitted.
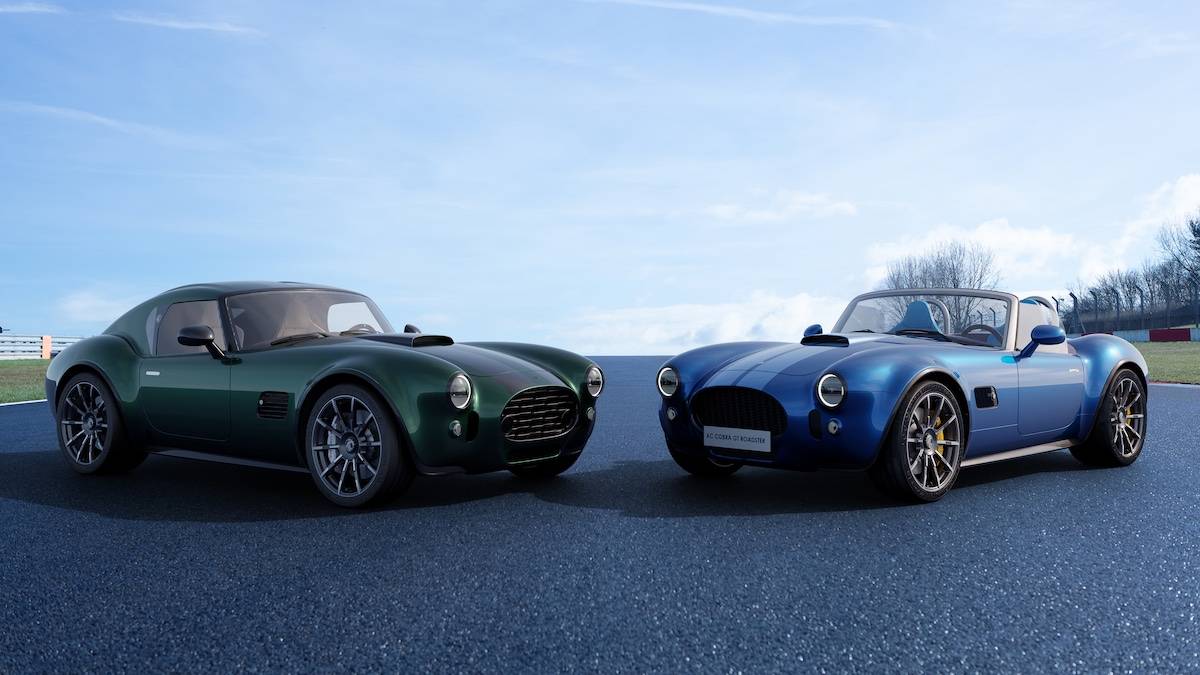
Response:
804,324,823,337
403,323,421,334
1017,324,1066,359
178,325,226,359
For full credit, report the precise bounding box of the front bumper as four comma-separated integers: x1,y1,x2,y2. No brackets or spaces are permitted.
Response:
408,384,598,475
658,386,888,471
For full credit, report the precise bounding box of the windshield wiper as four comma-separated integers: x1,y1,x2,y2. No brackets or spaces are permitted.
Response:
852,329,875,333
269,332,331,346
893,328,950,342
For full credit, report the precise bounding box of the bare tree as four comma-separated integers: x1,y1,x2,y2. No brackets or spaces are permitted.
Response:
879,241,1001,331
1157,213,1200,282
881,241,1000,291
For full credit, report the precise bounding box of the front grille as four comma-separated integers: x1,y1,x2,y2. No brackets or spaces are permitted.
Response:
501,387,579,442
691,387,787,435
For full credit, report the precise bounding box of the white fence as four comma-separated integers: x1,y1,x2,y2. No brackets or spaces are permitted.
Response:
0,335,84,360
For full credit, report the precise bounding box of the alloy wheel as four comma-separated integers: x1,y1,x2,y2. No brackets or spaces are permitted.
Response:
905,391,961,492
310,395,383,499
59,381,109,465
1109,377,1145,458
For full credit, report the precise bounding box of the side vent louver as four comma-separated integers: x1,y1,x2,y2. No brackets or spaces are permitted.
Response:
257,391,290,420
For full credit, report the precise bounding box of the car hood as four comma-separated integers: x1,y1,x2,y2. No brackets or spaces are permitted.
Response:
351,335,553,379
706,333,893,379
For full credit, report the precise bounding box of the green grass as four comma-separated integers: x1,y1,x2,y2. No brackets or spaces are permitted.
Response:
0,359,48,404
1132,342,1200,384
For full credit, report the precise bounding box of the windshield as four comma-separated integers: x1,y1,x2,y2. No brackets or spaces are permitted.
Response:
833,292,1011,348
226,290,394,351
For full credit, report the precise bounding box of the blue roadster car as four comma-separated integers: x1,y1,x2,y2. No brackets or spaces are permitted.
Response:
656,289,1148,502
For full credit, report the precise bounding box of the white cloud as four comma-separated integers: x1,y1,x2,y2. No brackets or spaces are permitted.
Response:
0,100,216,149
864,218,1074,288
704,190,857,223
58,289,144,325
547,291,847,355
1076,173,1200,280
0,2,62,13
864,174,1200,291
579,0,897,31
111,12,261,35
1144,174,1200,222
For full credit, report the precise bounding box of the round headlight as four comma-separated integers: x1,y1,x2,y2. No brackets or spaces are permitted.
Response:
585,365,604,398
816,373,846,409
657,366,679,397
448,373,472,410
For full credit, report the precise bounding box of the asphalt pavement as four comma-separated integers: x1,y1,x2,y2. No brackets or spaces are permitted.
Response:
1,356,1197,672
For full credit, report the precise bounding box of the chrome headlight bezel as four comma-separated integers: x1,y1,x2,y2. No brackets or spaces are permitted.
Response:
816,373,846,409
585,365,604,398
448,372,473,410
657,366,679,398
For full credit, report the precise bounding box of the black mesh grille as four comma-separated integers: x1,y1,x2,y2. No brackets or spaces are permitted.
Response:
691,387,787,435
501,387,579,442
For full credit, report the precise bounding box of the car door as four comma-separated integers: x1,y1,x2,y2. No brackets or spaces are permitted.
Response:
226,347,305,464
1017,348,1085,437
139,300,232,449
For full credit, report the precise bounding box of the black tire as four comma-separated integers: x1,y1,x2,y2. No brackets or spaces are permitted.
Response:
508,450,581,480
1071,369,1146,468
868,381,964,503
304,385,413,508
55,373,146,475
669,448,741,477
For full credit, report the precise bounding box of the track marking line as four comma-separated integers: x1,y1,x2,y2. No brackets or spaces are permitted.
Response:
0,399,47,407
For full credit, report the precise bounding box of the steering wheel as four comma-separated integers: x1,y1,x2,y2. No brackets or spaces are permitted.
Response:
961,324,1003,345
345,323,378,334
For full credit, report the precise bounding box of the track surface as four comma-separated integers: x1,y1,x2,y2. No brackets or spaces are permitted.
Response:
1,357,1197,672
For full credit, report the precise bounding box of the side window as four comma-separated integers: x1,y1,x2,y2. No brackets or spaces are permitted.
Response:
155,301,227,356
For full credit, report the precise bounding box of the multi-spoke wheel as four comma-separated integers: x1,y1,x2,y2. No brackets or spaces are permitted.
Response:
1072,369,1147,467
304,385,412,507
54,373,145,474
869,381,963,502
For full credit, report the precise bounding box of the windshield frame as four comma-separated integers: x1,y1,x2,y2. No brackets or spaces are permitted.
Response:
220,288,394,353
832,288,1018,351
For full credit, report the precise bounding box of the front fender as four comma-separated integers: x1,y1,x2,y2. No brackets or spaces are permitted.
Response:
464,342,593,397
297,349,460,453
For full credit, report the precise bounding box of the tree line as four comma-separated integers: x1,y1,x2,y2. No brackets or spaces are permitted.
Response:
1067,215,1200,332
880,214,1200,333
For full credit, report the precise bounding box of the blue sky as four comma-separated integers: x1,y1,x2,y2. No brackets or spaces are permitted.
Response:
2,0,1198,354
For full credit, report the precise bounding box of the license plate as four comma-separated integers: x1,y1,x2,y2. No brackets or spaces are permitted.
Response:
703,426,771,453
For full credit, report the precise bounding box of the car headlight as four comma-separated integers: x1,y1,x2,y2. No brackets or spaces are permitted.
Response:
657,366,679,397
448,373,472,410
816,373,846,409
585,365,604,398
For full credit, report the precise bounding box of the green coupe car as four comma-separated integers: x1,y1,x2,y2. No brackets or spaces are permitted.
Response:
45,282,604,507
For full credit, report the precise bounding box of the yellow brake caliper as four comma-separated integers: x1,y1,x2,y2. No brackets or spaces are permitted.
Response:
935,416,945,455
